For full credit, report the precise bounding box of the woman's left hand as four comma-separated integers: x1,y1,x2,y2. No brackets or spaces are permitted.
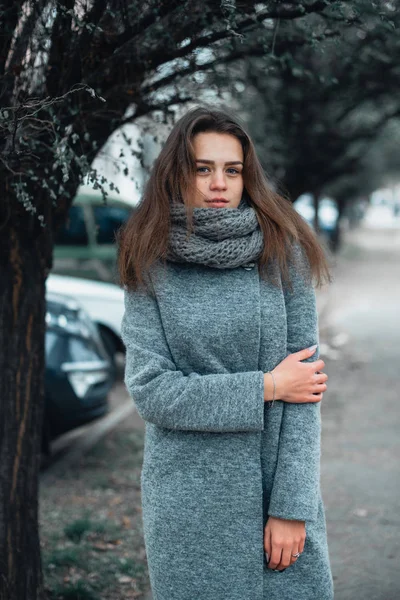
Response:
264,516,306,571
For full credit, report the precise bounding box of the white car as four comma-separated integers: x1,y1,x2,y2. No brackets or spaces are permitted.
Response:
46,274,125,374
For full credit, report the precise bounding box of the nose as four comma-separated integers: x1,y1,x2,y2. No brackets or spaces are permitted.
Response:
209,169,227,191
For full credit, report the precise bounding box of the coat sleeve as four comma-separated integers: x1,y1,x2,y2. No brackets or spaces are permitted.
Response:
121,284,265,432
267,245,322,522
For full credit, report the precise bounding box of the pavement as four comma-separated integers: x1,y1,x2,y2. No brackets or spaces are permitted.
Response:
319,225,400,600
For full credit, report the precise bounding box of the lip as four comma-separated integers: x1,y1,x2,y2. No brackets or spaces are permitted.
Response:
206,200,229,208
206,198,229,204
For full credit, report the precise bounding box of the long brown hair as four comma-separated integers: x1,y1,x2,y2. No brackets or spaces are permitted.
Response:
118,106,331,292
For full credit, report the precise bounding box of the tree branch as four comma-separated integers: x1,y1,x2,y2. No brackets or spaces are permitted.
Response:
140,26,341,98
46,0,75,96
0,1,25,74
88,0,339,87
120,93,194,124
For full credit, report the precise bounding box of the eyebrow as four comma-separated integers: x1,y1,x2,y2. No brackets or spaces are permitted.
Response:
195,159,244,166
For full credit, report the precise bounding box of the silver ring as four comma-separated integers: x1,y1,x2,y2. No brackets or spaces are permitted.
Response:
292,552,301,558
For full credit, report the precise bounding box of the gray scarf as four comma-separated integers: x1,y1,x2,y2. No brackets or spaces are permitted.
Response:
167,196,264,269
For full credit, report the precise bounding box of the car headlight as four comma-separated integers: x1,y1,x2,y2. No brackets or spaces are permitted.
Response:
62,361,110,398
67,371,109,398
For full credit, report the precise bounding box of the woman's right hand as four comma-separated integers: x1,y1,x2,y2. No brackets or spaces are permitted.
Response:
264,346,327,404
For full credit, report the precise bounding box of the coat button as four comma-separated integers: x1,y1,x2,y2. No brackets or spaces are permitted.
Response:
243,262,255,270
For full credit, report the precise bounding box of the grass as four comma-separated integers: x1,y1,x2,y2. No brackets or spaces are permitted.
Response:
47,546,85,568
40,428,149,600
49,581,99,600
64,518,93,543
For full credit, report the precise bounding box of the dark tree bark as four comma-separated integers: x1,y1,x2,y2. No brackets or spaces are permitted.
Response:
0,197,50,600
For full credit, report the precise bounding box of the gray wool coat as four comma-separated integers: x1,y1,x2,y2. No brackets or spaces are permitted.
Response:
121,249,333,600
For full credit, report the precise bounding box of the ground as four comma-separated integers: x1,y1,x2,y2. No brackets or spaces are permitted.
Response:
320,226,400,600
39,221,400,600
40,428,149,600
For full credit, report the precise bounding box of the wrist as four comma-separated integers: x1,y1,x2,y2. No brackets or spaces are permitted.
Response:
263,373,271,401
268,515,305,524
271,368,284,401
263,372,276,402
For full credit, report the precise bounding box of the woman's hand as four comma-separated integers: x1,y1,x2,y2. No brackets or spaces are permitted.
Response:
264,516,306,571
264,345,327,403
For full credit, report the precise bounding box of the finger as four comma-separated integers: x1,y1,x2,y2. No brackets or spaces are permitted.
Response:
290,546,300,565
299,537,306,554
268,545,283,570
306,392,323,403
313,359,325,371
312,383,327,393
293,345,318,361
277,546,292,571
264,527,272,562
314,372,328,383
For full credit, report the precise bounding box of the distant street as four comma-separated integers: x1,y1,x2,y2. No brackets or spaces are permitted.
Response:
320,222,400,600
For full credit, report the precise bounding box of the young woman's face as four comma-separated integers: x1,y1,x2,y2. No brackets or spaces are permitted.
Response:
192,132,244,209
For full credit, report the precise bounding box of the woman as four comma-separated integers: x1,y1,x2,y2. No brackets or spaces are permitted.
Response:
118,106,333,600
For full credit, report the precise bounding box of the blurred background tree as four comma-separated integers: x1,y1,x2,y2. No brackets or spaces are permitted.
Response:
0,1,398,597
213,1,400,234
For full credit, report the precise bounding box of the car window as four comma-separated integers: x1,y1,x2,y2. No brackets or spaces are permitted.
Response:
93,205,131,245
55,206,89,246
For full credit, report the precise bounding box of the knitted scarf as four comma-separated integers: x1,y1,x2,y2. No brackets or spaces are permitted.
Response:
166,196,264,269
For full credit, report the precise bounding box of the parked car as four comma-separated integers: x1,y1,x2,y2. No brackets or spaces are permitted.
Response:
43,292,113,452
53,191,136,282
46,274,125,377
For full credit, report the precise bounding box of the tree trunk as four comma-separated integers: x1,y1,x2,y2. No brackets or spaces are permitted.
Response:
329,195,347,252
313,191,320,233
0,202,50,599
